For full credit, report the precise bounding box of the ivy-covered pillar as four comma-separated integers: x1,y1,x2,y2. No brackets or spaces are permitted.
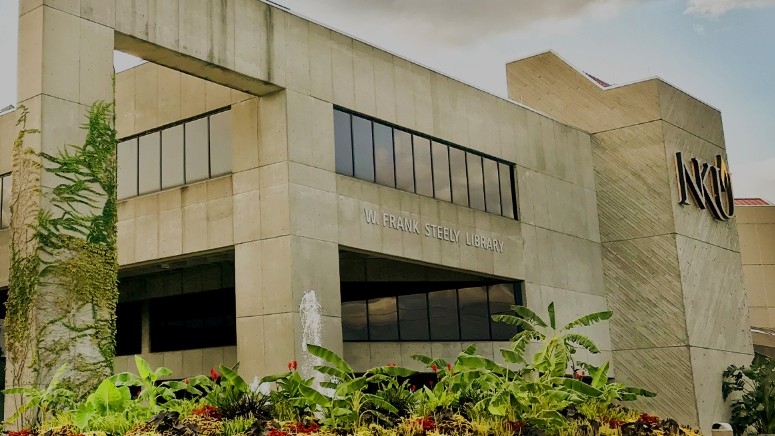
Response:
6,1,117,416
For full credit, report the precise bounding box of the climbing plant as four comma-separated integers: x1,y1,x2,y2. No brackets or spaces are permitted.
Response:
6,101,119,411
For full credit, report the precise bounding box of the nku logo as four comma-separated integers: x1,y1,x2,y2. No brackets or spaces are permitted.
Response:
674,152,734,221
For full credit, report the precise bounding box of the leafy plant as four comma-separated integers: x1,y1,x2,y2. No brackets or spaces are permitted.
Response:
723,354,775,435
108,355,197,411
205,365,272,421
2,364,75,427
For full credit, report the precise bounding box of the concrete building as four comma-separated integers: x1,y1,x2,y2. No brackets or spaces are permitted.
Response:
0,1,755,432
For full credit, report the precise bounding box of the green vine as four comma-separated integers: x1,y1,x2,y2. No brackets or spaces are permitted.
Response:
6,101,119,406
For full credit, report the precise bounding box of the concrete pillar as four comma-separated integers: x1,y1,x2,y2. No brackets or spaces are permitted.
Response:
233,89,343,382
6,0,115,415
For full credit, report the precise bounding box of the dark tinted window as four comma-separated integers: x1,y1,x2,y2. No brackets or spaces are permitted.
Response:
489,284,519,340
429,289,459,340
368,297,398,341
115,301,143,356
483,158,502,215
398,294,429,340
413,136,433,197
209,110,232,177
138,132,161,195
352,116,375,182
334,110,353,176
185,117,210,183
342,300,368,341
467,153,485,211
499,163,515,219
150,289,236,352
117,139,138,200
431,142,451,202
458,287,490,341
162,125,185,189
394,130,415,192
373,122,395,187
449,147,468,206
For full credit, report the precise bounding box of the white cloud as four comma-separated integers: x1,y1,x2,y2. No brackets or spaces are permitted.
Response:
281,0,640,46
692,23,706,34
685,0,775,16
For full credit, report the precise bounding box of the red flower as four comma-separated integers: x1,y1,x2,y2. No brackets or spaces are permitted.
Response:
411,385,417,392
193,405,221,419
184,378,189,384
288,362,293,371
446,363,453,371
292,360,298,370
429,380,434,386
210,368,219,381
431,363,438,373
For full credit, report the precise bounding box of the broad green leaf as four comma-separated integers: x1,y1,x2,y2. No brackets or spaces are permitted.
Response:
377,365,418,378
622,386,656,398
591,362,609,389
314,365,350,381
298,383,331,408
548,302,556,329
90,379,126,413
73,403,95,429
510,305,548,328
501,348,526,365
364,393,399,414
551,377,602,398
153,367,173,378
564,333,601,354
219,364,248,392
1,387,39,395
561,310,613,331
410,354,434,365
335,377,367,396
307,344,353,374
487,389,511,416
491,314,536,331
463,344,478,355
134,355,152,380
260,372,292,383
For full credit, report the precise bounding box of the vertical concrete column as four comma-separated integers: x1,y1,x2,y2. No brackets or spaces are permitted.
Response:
233,89,342,382
6,0,115,416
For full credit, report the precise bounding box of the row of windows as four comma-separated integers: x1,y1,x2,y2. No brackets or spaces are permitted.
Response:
334,109,516,219
342,284,520,342
117,109,232,200
0,173,10,230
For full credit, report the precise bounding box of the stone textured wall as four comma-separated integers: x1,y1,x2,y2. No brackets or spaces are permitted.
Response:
738,205,775,329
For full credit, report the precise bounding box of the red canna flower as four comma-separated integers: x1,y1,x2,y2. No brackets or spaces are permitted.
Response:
431,363,438,373
411,385,417,392
184,378,189,384
288,362,293,371
446,363,453,371
292,360,298,370
429,380,434,386
210,368,219,381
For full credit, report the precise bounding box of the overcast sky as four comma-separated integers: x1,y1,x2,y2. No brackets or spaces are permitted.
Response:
1,0,773,200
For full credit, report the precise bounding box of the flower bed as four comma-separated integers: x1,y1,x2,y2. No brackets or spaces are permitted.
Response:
2,303,703,436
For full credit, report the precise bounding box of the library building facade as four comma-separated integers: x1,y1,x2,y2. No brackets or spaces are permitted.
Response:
0,1,761,432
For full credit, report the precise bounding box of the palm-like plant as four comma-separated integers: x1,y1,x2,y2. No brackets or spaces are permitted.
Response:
493,302,612,378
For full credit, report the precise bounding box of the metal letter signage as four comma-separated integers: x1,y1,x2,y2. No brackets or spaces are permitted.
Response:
674,152,734,220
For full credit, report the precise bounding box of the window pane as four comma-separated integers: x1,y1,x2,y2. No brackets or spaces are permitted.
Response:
432,142,451,202
394,130,415,192
373,122,395,187
428,289,459,340
1,175,11,228
449,147,468,206
398,294,429,340
483,158,501,215
115,301,143,356
499,163,515,219
413,136,433,197
368,297,398,341
489,284,519,341
467,153,485,211
138,132,161,195
150,289,236,352
458,287,490,340
117,139,138,200
334,110,353,176
352,116,375,182
185,118,210,183
342,300,368,341
161,125,185,189
209,110,232,177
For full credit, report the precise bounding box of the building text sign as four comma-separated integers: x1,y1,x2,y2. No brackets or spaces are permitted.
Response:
674,152,734,221
363,208,505,253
